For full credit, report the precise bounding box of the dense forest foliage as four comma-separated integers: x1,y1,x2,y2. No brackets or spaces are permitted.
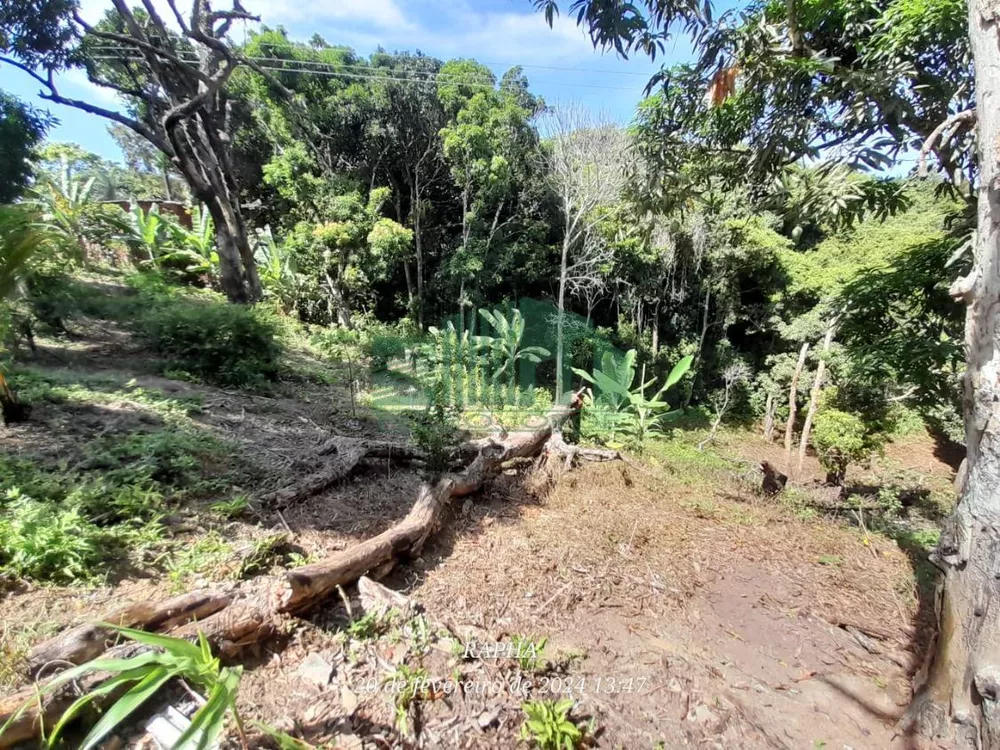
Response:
1,24,969,466
5,0,1000,743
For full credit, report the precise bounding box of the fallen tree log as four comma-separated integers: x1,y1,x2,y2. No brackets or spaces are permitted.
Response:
0,643,148,748
0,395,585,747
25,589,230,676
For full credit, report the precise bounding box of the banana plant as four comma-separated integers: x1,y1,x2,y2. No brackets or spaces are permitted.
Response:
160,204,218,275
254,225,301,311
476,307,550,400
571,348,637,411
119,201,165,261
574,350,693,447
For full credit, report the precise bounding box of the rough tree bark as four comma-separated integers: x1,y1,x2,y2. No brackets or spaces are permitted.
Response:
763,392,776,442
907,2,1000,744
556,227,571,399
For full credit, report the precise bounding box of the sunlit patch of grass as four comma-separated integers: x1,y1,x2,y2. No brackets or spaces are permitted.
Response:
165,532,234,590
646,437,731,475
8,367,204,423
0,621,59,689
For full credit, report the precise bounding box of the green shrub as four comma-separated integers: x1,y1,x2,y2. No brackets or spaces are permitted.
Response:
137,298,283,386
813,408,869,485
0,489,107,583
24,271,78,333
520,699,585,749
364,333,407,371
410,379,460,472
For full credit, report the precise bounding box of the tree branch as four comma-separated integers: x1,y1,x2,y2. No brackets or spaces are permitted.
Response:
918,109,977,178
0,56,172,154
76,20,211,85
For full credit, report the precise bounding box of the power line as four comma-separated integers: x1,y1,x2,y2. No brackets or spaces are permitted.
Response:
89,48,499,83
250,40,653,77
86,50,643,92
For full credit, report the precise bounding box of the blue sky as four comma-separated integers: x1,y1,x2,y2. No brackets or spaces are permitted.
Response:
2,0,698,163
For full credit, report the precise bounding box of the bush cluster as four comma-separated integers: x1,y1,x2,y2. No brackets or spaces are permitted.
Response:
364,332,408,371
812,408,870,484
136,290,284,386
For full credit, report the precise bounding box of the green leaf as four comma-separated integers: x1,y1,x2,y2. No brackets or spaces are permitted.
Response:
663,355,694,391
79,666,173,750
102,624,203,661
47,667,153,747
591,368,630,398
176,668,242,750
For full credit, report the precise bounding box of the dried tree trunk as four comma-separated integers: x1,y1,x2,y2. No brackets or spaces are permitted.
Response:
25,590,230,676
906,3,1000,744
784,342,810,465
556,229,570,401
0,398,584,746
797,322,836,472
263,437,422,508
763,392,776,442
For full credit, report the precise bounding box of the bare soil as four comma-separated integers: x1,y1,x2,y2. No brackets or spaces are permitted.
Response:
0,306,959,749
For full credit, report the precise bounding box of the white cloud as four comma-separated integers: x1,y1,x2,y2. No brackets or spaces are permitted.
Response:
409,10,596,64
249,0,412,30
61,68,122,106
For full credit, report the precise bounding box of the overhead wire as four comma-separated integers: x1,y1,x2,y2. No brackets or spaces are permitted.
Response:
250,40,654,77
85,48,644,91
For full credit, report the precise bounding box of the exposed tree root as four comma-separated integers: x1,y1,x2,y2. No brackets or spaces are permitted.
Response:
262,437,424,508
0,395,585,748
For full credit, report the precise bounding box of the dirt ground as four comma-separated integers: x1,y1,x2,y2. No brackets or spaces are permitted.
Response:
0,305,960,750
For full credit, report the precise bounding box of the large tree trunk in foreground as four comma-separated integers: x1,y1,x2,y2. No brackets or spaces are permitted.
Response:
0,397,585,747
169,107,262,305
203,189,262,304
908,3,1000,745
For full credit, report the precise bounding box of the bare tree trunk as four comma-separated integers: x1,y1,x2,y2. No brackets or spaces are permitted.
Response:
797,322,836,473
203,191,261,304
403,261,415,317
651,301,660,355
411,181,425,331
763,392,776,442
684,286,711,407
161,165,173,201
907,4,1000,744
556,234,570,401
784,342,810,465
324,270,352,330
170,109,261,304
